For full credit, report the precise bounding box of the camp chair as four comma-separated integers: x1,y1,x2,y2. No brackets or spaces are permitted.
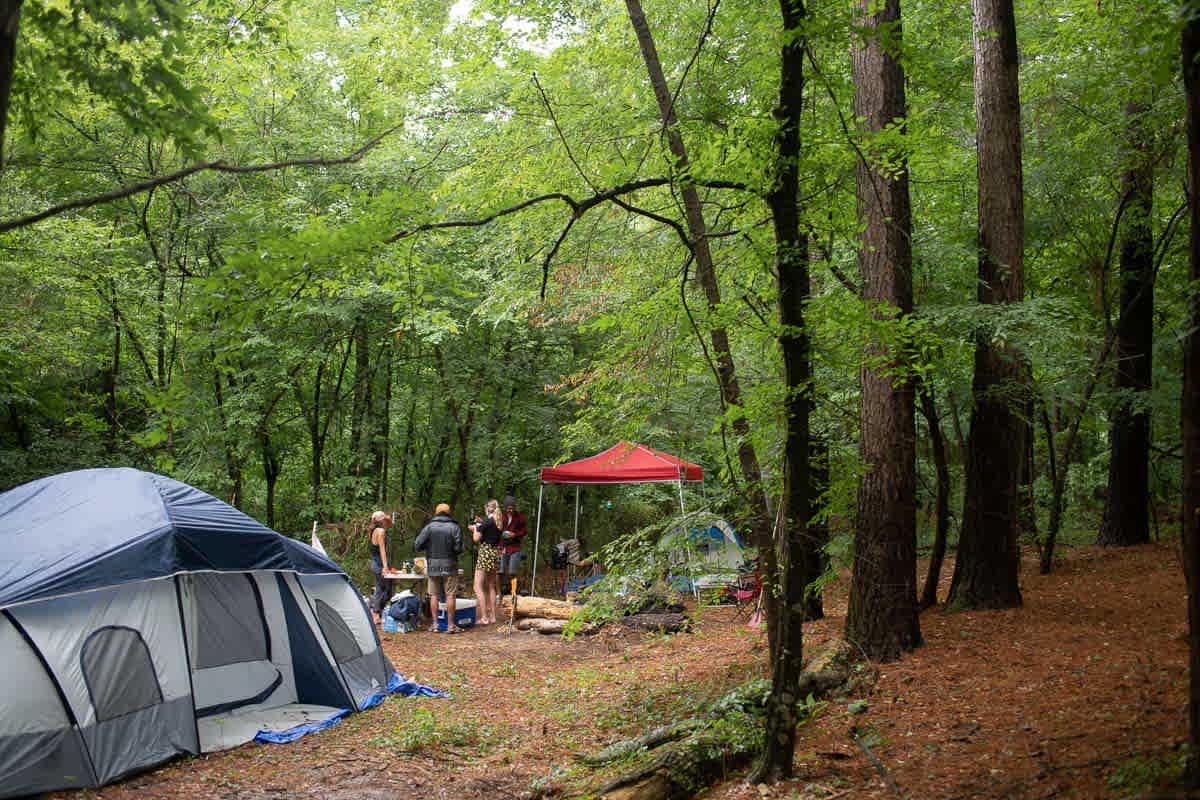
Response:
730,570,762,621
556,538,598,595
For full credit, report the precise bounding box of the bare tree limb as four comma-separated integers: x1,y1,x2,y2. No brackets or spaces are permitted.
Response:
609,195,692,250
531,72,598,193
1154,197,1188,272
828,262,861,296
540,215,577,299
385,177,751,243
0,126,401,234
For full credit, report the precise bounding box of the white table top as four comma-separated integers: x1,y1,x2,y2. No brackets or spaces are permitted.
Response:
383,570,462,580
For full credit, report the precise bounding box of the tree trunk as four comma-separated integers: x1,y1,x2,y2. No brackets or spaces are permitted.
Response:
372,343,392,504
399,386,417,504
295,363,326,520
260,432,281,530
1099,101,1154,548
946,389,968,466
1018,397,1037,539
419,415,452,504
103,288,121,452
1039,325,1122,573
212,367,243,509
1040,404,1065,572
845,0,921,661
948,0,1026,611
622,0,776,645
0,1,20,171
804,440,829,621
1179,6,1200,786
919,388,951,609
6,401,29,449
155,260,168,390
349,314,371,495
295,341,352,523
750,0,808,784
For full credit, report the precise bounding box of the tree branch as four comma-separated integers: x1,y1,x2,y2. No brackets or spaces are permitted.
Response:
531,72,597,193
0,126,401,234
541,215,577,299
385,177,751,243
828,262,861,296
609,195,692,250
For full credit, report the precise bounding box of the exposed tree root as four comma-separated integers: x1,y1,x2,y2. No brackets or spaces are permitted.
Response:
539,639,858,800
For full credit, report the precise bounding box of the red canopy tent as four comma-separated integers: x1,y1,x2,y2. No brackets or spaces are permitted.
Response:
539,441,704,484
530,442,704,594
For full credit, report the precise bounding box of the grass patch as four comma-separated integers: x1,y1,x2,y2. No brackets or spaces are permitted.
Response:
1106,750,1186,796
369,705,493,754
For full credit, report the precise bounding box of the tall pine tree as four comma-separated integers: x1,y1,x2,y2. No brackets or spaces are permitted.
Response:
844,0,922,659
948,0,1026,610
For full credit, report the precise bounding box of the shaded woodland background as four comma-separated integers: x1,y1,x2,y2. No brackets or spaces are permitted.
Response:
0,0,1198,786
0,0,1186,550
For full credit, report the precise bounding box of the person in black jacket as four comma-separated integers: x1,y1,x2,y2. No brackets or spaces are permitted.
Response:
414,503,464,633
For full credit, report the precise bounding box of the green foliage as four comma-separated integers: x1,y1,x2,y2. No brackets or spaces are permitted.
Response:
371,705,492,754
1106,750,1186,795
0,0,1189,605
564,510,733,637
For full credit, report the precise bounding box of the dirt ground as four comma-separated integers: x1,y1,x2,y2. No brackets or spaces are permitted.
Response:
56,541,1189,800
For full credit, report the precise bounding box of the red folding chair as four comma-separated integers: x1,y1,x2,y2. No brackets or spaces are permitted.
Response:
730,570,762,621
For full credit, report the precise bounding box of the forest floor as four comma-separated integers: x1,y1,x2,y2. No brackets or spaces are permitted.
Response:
59,540,1189,800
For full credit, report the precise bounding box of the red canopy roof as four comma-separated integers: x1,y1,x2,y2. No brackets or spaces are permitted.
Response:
540,442,704,485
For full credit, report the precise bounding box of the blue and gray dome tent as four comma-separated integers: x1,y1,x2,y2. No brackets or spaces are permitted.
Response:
665,519,748,594
0,468,401,797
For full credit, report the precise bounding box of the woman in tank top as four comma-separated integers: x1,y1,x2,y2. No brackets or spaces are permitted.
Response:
368,511,394,624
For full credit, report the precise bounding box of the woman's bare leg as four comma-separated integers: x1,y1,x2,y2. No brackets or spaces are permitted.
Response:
473,568,489,624
489,573,500,622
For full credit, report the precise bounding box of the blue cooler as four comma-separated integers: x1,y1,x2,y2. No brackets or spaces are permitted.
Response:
436,598,476,631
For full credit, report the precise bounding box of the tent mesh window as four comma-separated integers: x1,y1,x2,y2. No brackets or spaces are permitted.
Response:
314,600,362,664
81,626,163,722
192,573,271,668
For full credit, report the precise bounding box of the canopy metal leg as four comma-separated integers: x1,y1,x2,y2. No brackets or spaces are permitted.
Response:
679,477,698,600
531,482,545,597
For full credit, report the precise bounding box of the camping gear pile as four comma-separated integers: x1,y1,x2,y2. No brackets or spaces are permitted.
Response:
0,468,441,798
383,590,422,633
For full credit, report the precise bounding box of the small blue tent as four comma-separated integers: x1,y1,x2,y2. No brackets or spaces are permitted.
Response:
0,468,398,797
670,519,748,592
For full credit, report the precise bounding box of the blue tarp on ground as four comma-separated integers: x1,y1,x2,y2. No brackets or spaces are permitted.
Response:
255,673,447,744
359,671,449,710
253,708,353,744
0,468,342,608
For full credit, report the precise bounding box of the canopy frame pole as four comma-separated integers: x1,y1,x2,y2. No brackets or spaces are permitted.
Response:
680,475,699,600
568,485,581,593
532,482,545,597
574,485,581,540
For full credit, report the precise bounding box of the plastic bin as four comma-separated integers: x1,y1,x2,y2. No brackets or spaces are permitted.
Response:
436,598,476,631
382,616,415,633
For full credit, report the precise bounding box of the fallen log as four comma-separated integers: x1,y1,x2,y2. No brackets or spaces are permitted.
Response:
550,639,858,800
616,612,690,634
517,618,567,634
500,595,577,620
580,719,706,766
